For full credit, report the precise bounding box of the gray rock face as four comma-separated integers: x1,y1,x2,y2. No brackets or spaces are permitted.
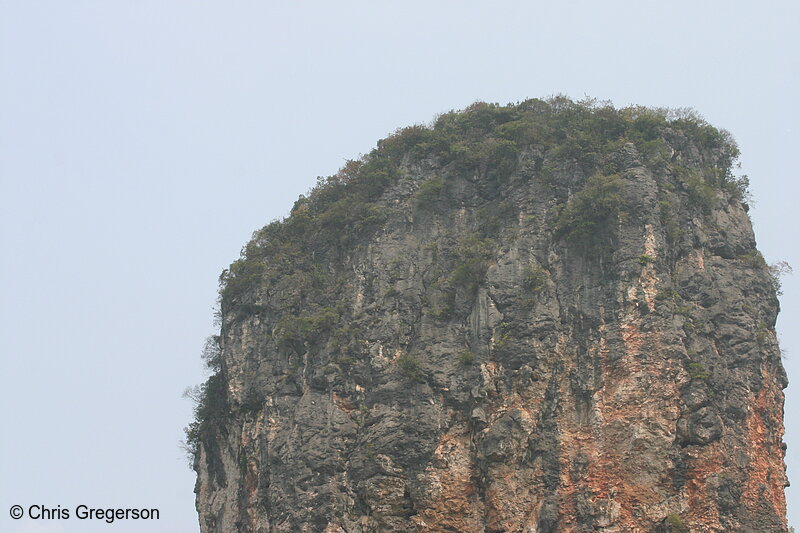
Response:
190,100,788,532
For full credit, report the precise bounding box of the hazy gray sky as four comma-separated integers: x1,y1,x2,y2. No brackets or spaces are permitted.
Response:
1,2,797,531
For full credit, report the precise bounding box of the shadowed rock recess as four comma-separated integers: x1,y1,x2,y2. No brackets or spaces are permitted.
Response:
188,99,788,532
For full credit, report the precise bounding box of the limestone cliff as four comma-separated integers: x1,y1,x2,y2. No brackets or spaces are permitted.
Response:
189,99,788,532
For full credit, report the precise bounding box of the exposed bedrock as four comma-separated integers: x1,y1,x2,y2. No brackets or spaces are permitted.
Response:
190,99,788,532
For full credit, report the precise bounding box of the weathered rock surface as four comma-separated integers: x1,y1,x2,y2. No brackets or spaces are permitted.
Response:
190,100,788,532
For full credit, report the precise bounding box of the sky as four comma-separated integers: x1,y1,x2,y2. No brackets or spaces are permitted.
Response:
0,1,797,531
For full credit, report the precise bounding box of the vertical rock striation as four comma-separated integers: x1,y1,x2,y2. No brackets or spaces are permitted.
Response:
189,99,788,532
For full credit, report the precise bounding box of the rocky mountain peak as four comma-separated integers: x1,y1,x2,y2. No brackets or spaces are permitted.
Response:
188,98,788,532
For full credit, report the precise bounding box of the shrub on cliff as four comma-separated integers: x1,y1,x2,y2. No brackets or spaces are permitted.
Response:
555,172,624,249
183,336,228,465
450,235,495,295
